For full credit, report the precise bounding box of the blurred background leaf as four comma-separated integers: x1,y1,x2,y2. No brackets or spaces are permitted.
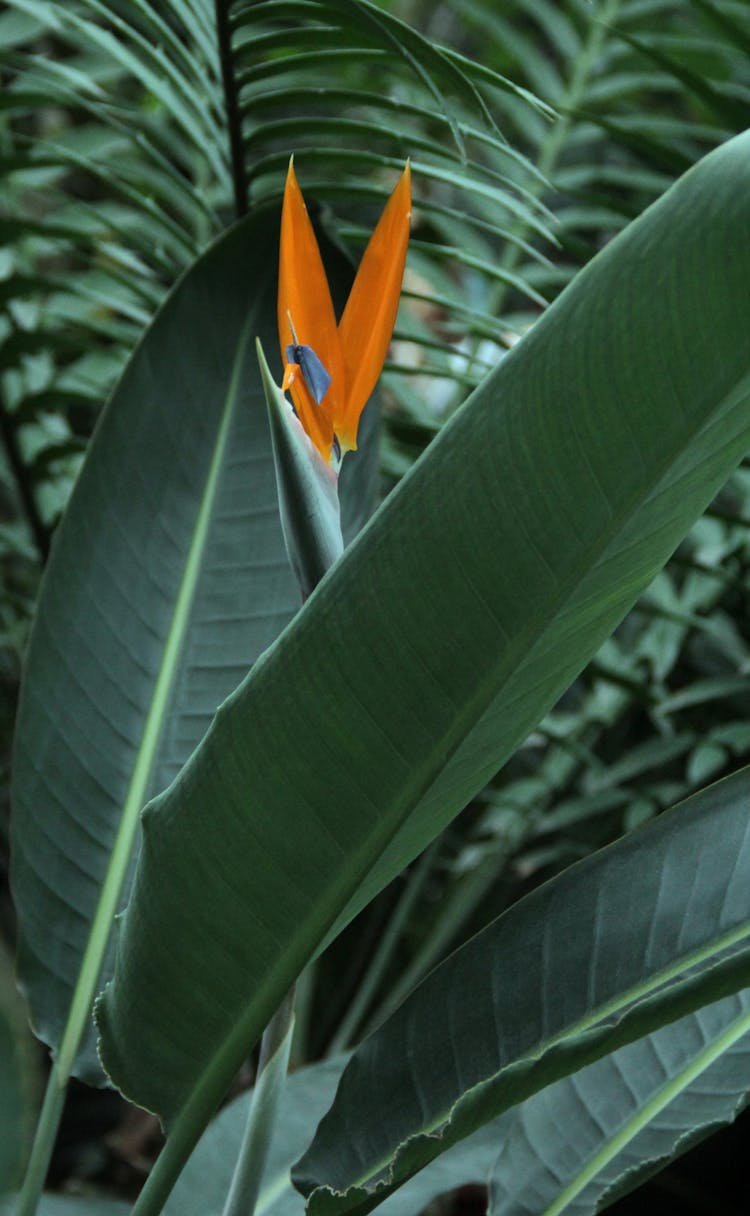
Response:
0,942,38,1196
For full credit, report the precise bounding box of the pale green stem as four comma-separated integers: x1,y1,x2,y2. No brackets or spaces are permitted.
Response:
15,781,155,1216
221,989,296,1216
290,962,317,1067
14,1063,65,1216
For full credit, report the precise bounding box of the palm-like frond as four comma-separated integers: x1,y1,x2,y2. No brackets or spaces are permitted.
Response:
0,0,229,567
455,0,750,301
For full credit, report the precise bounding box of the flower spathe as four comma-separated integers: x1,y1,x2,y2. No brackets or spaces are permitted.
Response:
278,158,411,464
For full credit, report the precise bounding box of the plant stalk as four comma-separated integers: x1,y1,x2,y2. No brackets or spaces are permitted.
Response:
221,988,296,1216
14,1062,66,1216
290,962,317,1067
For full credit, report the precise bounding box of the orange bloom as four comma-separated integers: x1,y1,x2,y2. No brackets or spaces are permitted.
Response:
278,159,411,463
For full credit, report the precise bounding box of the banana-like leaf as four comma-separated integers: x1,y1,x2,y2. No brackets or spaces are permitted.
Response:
487,991,750,1216
10,207,377,1080
97,132,750,1200
295,768,750,1213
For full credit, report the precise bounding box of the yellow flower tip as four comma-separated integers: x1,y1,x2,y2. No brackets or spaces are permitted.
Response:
277,157,411,464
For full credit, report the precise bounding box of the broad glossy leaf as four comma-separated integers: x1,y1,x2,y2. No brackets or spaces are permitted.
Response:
295,768,750,1212
487,991,750,1216
10,207,377,1080
98,132,750,1186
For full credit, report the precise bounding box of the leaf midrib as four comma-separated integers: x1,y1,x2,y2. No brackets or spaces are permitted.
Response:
540,1005,750,1216
417,925,750,1144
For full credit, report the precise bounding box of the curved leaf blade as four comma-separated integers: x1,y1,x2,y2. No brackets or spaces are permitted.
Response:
97,132,750,1177
295,768,750,1212
10,206,376,1080
11,208,283,1080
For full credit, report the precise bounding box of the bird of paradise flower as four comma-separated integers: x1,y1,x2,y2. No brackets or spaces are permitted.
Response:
277,158,411,466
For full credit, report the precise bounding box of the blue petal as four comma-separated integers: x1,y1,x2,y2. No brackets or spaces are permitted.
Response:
286,343,332,405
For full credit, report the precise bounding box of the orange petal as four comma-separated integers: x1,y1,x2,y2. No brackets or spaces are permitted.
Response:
278,158,344,460
283,364,335,461
336,162,411,452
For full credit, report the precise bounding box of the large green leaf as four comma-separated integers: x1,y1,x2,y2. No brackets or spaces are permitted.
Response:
295,768,750,1213
10,206,377,1081
97,133,750,1205
487,991,750,1216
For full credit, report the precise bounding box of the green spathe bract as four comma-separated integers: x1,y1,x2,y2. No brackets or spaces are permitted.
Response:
258,340,344,600
97,132,750,1210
